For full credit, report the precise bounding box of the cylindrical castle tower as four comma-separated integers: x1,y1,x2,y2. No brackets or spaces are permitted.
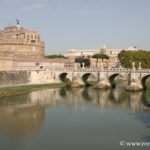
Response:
0,22,45,61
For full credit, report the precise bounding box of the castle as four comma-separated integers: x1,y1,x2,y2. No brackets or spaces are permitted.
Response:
0,22,74,69
0,24,45,60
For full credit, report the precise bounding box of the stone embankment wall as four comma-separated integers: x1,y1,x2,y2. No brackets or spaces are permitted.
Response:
0,71,30,87
0,70,61,87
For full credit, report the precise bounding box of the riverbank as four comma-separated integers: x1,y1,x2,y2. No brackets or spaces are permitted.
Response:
0,83,65,97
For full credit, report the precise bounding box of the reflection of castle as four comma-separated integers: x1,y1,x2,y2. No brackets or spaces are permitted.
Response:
0,105,44,136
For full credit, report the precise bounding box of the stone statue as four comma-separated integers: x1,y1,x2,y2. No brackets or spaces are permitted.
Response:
138,62,141,69
16,19,20,25
82,62,85,68
132,61,136,70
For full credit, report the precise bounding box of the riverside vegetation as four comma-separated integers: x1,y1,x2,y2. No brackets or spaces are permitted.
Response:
0,83,65,97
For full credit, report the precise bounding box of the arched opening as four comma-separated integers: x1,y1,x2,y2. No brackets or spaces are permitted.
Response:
82,73,91,86
59,73,72,87
141,75,150,90
109,73,120,88
59,73,68,82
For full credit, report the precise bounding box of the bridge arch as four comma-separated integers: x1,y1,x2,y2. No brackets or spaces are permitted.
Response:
109,73,122,88
141,74,150,90
82,73,91,85
81,73,97,86
59,73,68,82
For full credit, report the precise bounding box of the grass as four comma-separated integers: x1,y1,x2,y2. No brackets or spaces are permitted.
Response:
0,83,65,98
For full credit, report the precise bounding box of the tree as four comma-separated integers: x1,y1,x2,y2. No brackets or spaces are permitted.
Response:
75,57,90,67
92,53,109,59
118,50,150,68
45,54,66,58
91,53,109,67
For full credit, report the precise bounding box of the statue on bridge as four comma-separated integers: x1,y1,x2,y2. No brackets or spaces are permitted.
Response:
82,62,85,69
132,61,135,70
138,62,141,70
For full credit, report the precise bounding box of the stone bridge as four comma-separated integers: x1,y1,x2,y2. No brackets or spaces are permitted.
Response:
1,67,150,91
37,67,150,91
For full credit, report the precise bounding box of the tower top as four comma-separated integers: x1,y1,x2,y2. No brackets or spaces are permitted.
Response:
16,19,20,29
16,19,20,25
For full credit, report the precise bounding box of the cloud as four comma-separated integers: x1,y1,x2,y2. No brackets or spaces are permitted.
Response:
23,0,46,11
58,1,107,16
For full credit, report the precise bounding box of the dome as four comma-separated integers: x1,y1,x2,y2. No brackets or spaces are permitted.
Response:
127,46,137,51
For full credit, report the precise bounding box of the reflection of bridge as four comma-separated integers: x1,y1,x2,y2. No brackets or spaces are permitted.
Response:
0,86,149,137
50,67,150,91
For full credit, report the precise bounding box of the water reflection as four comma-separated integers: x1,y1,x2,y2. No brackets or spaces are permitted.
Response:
0,87,149,137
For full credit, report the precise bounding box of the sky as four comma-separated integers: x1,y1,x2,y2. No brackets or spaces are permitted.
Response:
0,0,150,54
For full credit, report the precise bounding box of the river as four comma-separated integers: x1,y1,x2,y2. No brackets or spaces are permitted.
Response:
0,83,150,150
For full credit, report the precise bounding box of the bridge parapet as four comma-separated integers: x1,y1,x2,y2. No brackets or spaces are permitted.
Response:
1,67,150,91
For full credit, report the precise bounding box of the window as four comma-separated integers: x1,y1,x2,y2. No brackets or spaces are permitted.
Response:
31,40,36,43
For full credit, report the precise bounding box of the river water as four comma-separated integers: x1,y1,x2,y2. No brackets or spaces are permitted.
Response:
0,83,150,150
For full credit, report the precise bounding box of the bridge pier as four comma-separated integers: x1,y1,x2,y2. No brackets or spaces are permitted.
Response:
125,80,143,91
71,79,85,88
94,71,111,89
125,70,143,91
70,72,84,88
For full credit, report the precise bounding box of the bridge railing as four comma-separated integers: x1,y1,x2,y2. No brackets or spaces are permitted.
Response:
49,67,150,73
47,67,132,72
0,67,150,73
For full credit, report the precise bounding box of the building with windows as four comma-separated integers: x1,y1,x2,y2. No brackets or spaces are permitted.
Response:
65,44,137,58
64,44,137,68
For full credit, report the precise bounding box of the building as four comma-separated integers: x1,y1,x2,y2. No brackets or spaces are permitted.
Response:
65,44,137,68
0,22,75,69
0,23,45,60
65,44,137,58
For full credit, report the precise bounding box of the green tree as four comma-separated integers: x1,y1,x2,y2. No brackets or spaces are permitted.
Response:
118,50,150,68
92,53,109,59
75,57,90,67
91,53,109,67
45,54,66,58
